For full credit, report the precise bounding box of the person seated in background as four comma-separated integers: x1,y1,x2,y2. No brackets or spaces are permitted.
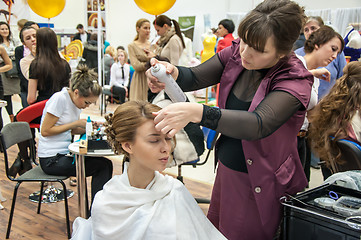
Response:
148,78,204,167
295,25,344,183
109,49,129,104
73,24,91,43
38,65,113,203
215,19,235,53
308,62,361,179
103,45,116,85
82,33,98,70
71,101,225,240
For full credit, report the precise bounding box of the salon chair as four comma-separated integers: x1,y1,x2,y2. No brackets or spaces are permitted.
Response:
0,122,71,239
177,127,218,204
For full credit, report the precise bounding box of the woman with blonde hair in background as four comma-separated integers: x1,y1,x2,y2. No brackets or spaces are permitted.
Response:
109,49,130,104
127,18,151,101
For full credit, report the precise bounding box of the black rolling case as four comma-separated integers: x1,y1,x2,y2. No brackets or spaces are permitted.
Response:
281,184,361,240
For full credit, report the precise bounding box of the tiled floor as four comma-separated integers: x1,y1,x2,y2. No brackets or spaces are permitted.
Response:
4,95,325,188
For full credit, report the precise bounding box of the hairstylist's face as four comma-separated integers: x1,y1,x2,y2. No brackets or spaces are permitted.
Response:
216,24,228,38
304,20,320,40
239,36,283,70
154,24,168,37
137,22,151,39
314,36,342,67
123,120,172,173
0,24,9,38
22,28,36,49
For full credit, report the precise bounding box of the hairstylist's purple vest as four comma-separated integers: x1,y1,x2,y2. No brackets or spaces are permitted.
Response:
217,39,313,226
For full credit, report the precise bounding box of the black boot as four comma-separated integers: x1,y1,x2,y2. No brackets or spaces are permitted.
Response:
19,157,32,175
9,154,22,178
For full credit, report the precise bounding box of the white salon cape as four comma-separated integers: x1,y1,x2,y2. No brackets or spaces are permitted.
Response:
71,163,226,240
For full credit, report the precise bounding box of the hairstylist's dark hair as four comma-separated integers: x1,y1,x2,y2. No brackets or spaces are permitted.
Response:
19,26,36,43
71,65,102,97
154,15,185,48
30,27,70,91
308,61,361,171
218,19,235,34
0,21,12,43
304,25,344,54
238,0,305,55
76,24,84,29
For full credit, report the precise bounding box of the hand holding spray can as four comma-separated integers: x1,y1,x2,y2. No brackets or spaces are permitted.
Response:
150,63,187,102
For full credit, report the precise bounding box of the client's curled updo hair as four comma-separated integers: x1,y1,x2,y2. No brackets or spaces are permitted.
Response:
104,101,163,157
308,61,361,170
70,65,102,97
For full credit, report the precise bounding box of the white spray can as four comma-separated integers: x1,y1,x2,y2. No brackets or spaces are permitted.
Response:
150,63,187,102
86,116,92,140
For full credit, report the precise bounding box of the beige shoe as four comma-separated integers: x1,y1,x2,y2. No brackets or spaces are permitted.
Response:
69,177,77,186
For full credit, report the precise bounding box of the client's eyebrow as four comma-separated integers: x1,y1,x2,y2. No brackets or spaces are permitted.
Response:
147,133,161,137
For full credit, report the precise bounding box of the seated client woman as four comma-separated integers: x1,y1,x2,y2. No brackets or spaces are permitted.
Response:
71,101,225,240
38,65,113,203
308,61,361,178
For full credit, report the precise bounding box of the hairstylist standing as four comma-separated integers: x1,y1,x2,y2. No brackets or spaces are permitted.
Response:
147,0,313,239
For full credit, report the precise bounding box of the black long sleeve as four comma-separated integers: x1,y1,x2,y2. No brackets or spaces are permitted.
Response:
216,91,302,140
15,46,28,93
176,54,224,92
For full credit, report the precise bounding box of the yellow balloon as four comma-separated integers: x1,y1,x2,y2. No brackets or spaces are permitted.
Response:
134,0,176,15
28,0,66,19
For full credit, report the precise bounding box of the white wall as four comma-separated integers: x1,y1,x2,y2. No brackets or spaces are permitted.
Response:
26,0,361,54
